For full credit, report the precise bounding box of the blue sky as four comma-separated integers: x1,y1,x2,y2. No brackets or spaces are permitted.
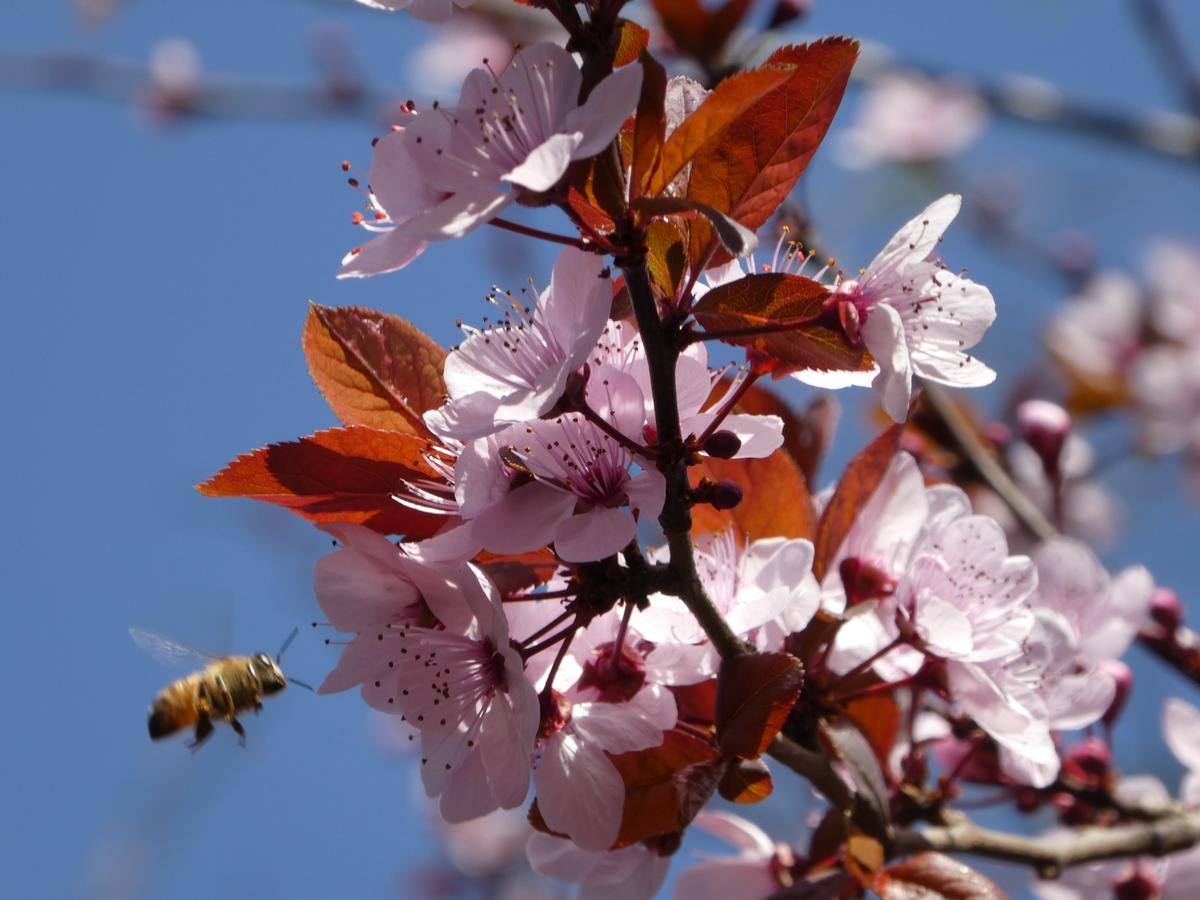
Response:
3,1,1199,897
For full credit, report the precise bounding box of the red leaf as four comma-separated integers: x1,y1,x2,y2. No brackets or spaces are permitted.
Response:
812,422,904,580
650,0,752,62
303,304,446,435
646,65,794,199
613,19,650,68
630,52,667,201
690,449,816,541
197,426,446,538
671,679,718,726
692,273,871,376
875,853,1005,900
843,693,902,771
685,39,858,264
610,729,721,846
718,757,774,804
716,652,804,759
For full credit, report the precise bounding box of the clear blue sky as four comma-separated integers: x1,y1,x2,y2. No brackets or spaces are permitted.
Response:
2,2,1199,897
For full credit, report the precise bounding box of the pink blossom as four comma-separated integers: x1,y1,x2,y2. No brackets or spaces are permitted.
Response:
315,524,538,821
526,832,672,899
1163,698,1200,804
1129,339,1200,459
637,529,820,682
673,811,788,900
424,248,613,441
457,368,665,563
1045,271,1143,387
820,195,997,422
340,45,641,276
535,682,677,851
354,0,474,25
838,71,987,168
1147,240,1200,341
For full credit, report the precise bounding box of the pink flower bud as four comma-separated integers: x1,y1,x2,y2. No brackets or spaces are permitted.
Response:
1100,659,1134,728
1151,588,1184,632
702,430,743,459
766,0,813,30
1061,736,1111,790
1016,399,1071,478
1112,864,1162,900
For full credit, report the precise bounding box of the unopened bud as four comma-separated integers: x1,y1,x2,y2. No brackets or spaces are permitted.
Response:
1151,588,1184,632
1113,866,1162,900
837,298,862,346
1100,659,1134,728
1016,399,1071,479
840,557,896,607
1014,787,1042,813
708,480,743,510
1062,736,1111,789
702,429,742,459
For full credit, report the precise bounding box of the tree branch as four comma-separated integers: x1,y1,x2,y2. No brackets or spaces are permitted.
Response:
894,808,1200,879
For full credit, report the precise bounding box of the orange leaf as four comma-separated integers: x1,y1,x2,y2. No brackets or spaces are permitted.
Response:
718,757,774,804
303,304,446,435
692,273,871,376
610,729,721,846
197,426,447,538
646,65,794,199
650,0,752,62
691,449,816,541
812,422,904,580
843,692,902,771
875,853,1004,900
716,652,804,759
686,39,858,264
613,19,650,68
630,52,667,200
645,219,688,298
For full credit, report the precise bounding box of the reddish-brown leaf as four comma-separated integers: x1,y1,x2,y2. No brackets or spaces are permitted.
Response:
718,757,774,804
874,853,1004,900
716,652,804,759
481,549,562,595
610,729,721,846
690,448,816,541
671,679,718,726
631,52,668,201
565,149,625,234
613,19,651,68
685,39,858,263
692,273,871,376
812,422,904,580
645,219,689,299
303,304,446,435
843,693,902,770
646,65,794,198
197,426,446,538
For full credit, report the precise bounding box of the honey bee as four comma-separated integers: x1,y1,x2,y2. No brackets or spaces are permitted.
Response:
131,627,310,749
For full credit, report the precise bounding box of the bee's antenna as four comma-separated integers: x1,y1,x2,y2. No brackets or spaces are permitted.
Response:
289,677,316,693
276,626,300,662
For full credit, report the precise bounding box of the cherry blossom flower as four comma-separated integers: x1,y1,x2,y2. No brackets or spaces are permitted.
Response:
1163,697,1200,804
340,44,641,276
1129,338,1200,460
1045,271,1143,395
813,195,996,422
534,682,677,850
315,524,538,822
354,0,473,25
526,831,673,899
424,248,613,441
637,529,821,682
457,367,665,562
838,71,987,169
1147,240,1200,341
673,811,790,900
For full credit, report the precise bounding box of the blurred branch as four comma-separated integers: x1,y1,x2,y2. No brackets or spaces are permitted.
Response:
1131,0,1200,117
0,48,396,122
854,44,1200,165
894,807,1200,879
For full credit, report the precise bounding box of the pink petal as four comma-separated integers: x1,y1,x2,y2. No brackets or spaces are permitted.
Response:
692,810,774,856
1164,698,1200,772
573,685,677,753
544,247,613,371
439,747,500,822
566,62,644,158
862,302,913,422
314,524,422,629
534,733,625,851
865,194,962,284
673,859,779,900
626,467,666,518
553,507,637,563
502,132,583,192
337,226,429,278
412,186,514,239
474,481,577,555
479,693,533,809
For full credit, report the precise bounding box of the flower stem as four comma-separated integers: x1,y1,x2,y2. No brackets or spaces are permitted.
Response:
489,217,591,249
696,369,762,446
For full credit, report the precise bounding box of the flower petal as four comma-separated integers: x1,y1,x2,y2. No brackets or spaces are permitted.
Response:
503,132,583,192
566,62,644,158
554,507,637,563
534,733,625,851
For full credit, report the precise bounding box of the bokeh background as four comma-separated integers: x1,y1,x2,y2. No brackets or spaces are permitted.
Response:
3,1,1199,897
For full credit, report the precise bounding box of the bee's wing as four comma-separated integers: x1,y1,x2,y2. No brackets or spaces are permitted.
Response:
129,628,220,670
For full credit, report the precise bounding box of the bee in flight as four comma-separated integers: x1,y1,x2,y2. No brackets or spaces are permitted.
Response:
130,627,310,749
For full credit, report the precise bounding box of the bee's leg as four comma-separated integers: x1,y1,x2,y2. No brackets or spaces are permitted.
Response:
188,715,214,752
229,717,247,748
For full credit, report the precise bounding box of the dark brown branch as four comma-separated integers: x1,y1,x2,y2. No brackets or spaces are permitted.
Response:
1131,0,1200,118
894,808,1200,879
